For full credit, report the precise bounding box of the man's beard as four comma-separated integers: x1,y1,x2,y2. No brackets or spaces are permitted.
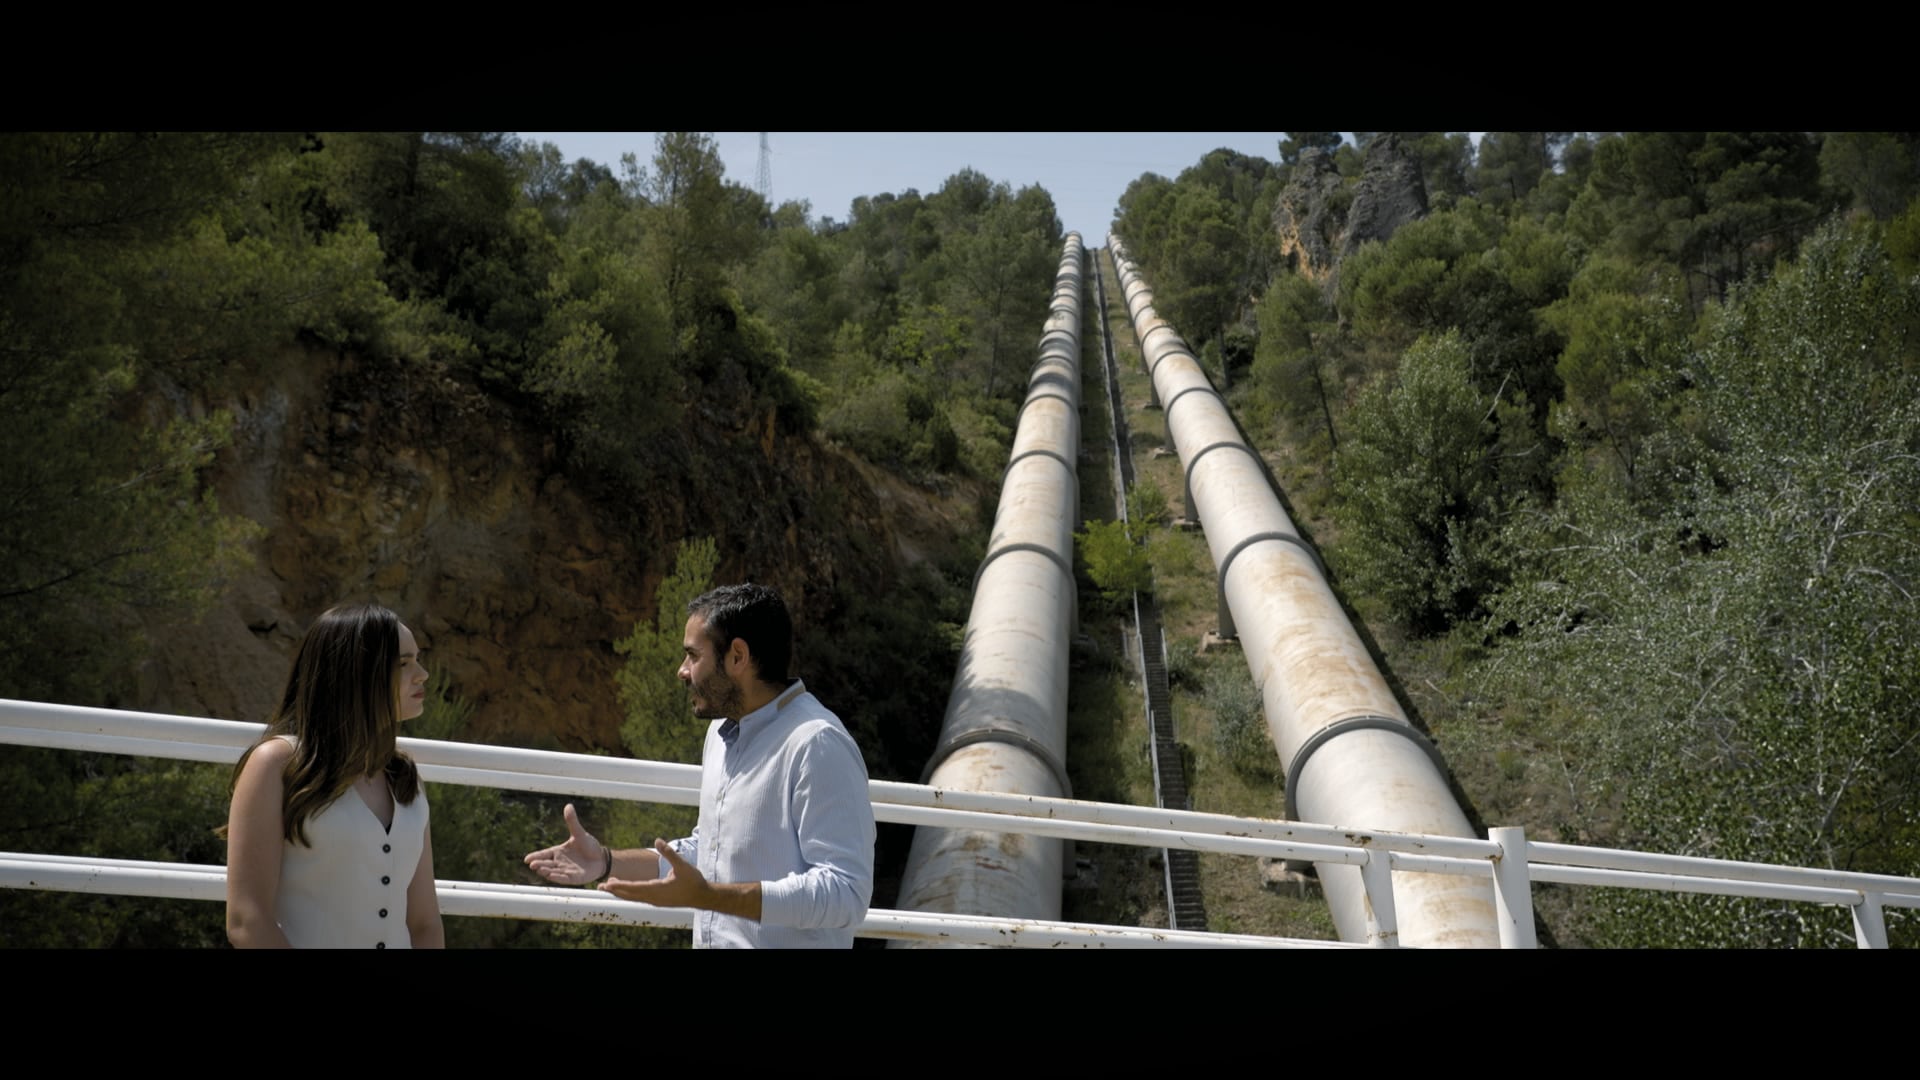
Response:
690,665,745,720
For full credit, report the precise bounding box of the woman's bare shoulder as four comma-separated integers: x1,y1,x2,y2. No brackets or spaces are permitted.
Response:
244,734,297,772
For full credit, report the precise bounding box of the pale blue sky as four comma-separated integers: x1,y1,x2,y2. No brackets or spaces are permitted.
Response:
519,132,1301,240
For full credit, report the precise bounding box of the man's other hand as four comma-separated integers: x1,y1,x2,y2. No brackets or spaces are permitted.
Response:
523,802,606,885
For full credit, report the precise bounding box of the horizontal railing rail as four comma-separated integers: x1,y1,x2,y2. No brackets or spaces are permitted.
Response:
0,851,1353,949
4,699,1915,947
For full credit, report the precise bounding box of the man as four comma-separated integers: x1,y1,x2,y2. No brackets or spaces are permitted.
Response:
524,583,876,948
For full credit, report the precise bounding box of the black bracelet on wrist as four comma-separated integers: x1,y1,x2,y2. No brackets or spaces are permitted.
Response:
599,845,613,883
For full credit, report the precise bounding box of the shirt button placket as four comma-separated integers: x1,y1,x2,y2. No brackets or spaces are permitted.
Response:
712,775,730,879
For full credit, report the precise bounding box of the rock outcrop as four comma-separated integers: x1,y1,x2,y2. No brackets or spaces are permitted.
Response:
138,348,947,752
1271,134,1430,292
1342,133,1430,257
1272,147,1347,286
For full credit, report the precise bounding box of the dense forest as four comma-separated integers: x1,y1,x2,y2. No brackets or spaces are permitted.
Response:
0,132,1064,946
1111,131,1919,947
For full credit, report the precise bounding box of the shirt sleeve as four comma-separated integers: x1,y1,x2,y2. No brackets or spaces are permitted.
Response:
757,727,876,929
666,829,697,879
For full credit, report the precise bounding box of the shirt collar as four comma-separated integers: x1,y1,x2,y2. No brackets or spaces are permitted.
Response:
719,679,805,746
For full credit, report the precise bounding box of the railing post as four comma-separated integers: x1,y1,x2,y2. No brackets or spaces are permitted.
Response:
1359,851,1399,947
1489,826,1537,949
1853,891,1889,949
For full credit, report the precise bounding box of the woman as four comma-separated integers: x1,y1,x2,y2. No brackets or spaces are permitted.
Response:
225,602,444,948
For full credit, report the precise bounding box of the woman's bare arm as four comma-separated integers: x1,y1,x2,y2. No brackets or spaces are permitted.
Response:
226,738,294,949
406,823,445,948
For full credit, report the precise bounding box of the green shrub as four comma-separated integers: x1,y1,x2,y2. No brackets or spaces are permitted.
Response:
822,370,961,473
615,536,719,764
1331,330,1505,633
1076,518,1152,606
1126,482,1171,529
1205,664,1275,777
947,398,1013,480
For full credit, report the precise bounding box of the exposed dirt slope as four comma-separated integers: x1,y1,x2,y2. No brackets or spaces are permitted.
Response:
137,348,953,752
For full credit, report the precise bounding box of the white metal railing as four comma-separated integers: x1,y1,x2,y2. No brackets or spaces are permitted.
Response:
4,699,1917,947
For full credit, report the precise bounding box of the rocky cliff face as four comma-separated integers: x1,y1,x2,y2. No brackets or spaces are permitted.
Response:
1272,134,1430,290
1342,133,1430,256
1272,147,1348,286
138,348,948,752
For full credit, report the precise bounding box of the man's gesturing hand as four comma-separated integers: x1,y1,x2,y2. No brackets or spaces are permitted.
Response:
600,839,763,921
523,802,607,885
600,839,705,906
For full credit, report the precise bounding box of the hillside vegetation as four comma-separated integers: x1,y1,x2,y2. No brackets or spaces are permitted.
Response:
1113,131,1920,947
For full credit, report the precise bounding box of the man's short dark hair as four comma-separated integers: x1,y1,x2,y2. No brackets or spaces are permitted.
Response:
689,583,792,684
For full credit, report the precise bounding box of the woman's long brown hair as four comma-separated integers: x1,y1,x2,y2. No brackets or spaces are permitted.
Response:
229,603,422,847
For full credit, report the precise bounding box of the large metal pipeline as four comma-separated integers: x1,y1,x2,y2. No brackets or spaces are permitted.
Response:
1108,235,1497,947
892,234,1084,935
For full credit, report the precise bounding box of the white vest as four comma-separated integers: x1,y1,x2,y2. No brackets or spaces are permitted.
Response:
273,737,429,949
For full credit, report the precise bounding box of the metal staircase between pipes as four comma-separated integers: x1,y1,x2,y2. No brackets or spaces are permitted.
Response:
1093,246,1208,934
1137,603,1207,930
